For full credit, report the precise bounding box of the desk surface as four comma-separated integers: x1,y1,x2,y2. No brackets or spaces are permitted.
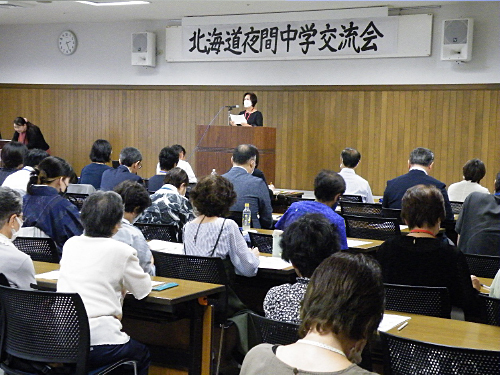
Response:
34,261,225,306
385,311,500,351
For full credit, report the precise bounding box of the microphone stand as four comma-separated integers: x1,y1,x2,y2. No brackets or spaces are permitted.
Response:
188,105,226,161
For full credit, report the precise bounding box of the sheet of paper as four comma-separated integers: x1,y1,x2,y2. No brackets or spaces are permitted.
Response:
347,239,373,247
272,214,282,220
151,280,166,287
258,256,292,270
400,225,409,230
378,313,411,332
35,270,60,280
148,240,184,254
230,114,246,124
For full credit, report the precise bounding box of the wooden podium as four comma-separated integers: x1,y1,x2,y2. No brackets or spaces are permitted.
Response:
195,125,276,183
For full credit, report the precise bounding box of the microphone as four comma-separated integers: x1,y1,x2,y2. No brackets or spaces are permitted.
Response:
225,105,239,110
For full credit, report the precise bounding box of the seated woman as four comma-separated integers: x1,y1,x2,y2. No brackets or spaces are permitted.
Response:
376,184,480,320
0,186,36,289
22,156,83,254
241,252,384,375
448,158,489,202
264,213,340,324
183,174,259,277
80,139,113,189
0,141,27,185
137,167,194,230
57,191,151,375
112,180,155,275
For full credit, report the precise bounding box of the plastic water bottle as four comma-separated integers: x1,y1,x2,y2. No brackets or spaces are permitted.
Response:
242,203,251,231
211,169,217,175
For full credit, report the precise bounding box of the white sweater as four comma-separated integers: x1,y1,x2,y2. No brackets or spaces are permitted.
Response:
57,235,151,346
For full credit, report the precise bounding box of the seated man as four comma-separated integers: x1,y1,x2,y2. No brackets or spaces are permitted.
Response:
137,167,194,230
2,148,49,196
100,147,143,191
0,142,27,185
338,147,374,203
276,169,348,250
171,144,197,183
0,186,36,289
455,172,500,256
112,181,155,275
149,146,179,192
382,147,454,222
222,144,273,229
57,191,151,375
264,213,340,324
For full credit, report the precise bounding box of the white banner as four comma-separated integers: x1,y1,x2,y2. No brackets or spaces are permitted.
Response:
182,17,398,60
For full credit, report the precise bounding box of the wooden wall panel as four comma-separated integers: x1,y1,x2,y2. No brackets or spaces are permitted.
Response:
1,84,499,196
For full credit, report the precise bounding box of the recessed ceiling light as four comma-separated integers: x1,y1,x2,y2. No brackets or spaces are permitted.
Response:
77,1,150,6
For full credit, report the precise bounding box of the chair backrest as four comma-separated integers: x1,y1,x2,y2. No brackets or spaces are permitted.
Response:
12,236,59,263
381,207,404,224
464,253,500,278
65,193,89,211
248,232,273,254
134,223,182,243
151,251,229,285
380,331,500,375
343,215,401,241
450,201,464,215
339,194,363,202
384,283,451,319
0,285,89,375
340,201,383,217
247,313,299,349
478,294,500,327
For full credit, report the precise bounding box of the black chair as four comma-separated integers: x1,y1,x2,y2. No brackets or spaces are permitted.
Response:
464,253,500,278
343,215,401,241
134,222,182,243
339,194,363,203
248,232,273,254
380,331,500,375
381,207,404,225
65,193,89,211
12,237,59,263
247,313,299,349
384,283,451,319
450,201,464,215
0,285,137,375
340,201,383,217
478,293,500,327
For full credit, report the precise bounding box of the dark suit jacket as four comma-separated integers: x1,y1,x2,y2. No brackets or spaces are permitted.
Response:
100,165,143,191
382,169,454,222
12,123,50,151
222,167,273,229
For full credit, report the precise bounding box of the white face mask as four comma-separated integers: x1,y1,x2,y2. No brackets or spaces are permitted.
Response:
11,216,23,241
243,99,252,108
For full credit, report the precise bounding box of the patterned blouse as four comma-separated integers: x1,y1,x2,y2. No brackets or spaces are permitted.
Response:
263,277,309,324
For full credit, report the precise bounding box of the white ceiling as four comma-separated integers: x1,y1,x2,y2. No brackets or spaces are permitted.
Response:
0,1,463,25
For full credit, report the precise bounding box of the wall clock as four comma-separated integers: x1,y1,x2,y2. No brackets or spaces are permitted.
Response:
58,30,77,55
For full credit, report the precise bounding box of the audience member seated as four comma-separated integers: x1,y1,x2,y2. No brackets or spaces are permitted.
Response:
0,141,27,185
490,269,500,299
251,147,268,185
448,158,489,202
276,169,348,250
149,146,179,192
100,147,143,191
112,180,155,275
0,187,36,289
382,147,454,222
241,252,384,375
80,139,113,189
264,213,340,324
377,184,480,321
222,144,273,229
137,167,194,230
171,144,197,183
2,148,49,196
57,191,151,375
455,172,500,256
23,156,83,254
184,174,259,277
339,147,374,203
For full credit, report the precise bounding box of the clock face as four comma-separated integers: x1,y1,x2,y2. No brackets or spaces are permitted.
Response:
58,31,77,55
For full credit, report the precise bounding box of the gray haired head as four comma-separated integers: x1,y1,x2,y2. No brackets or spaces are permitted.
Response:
409,147,434,167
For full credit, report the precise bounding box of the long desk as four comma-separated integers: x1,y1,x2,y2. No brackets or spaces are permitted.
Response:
34,261,224,375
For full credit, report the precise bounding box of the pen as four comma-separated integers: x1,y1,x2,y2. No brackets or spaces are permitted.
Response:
398,322,409,331
481,284,491,290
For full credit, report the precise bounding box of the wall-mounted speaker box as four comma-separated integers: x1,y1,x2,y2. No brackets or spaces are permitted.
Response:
132,32,156,67
441,18,473,61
